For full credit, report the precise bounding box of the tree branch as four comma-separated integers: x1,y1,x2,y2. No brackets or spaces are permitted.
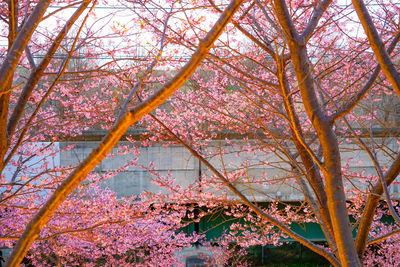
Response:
352,0,400,97
6,0,92,139
274,0,361,264
367,229,400,246
116,4,173,121
4,1,244,265
0,0,52,172
150,113,340,267
356,152,400,255
331,32,400,122
301,0,332,42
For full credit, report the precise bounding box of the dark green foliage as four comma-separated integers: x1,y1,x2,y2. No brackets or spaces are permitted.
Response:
248,243,331,267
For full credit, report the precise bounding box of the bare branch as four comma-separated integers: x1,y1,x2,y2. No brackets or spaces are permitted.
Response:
274,0,361,265
367,229,400,246
0,0,52,172
0,0,52,90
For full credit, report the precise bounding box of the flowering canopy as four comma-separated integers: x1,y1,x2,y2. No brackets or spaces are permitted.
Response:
0,0,400,266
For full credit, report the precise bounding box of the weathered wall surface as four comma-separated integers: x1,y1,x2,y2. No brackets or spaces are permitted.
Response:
60,142,199,197
60,139,400,201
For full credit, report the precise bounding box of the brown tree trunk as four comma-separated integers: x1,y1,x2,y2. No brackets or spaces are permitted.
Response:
356,154,400,255
273,0,361,264
0,0,52,172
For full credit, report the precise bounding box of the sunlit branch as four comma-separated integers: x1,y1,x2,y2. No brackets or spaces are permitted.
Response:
150,113,340,267
367,229,400,246
116,4,174,121
7,0,92,139
352,0,400,97
4,1,97,170
331,32,400,122
5,1,244,265
301,0,332,42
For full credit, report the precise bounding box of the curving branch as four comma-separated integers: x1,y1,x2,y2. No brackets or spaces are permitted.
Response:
367,229,400,246
207,0,276,57
4,0,244,265
278,70,336,250
6,0,92,139
116,4,174,121
352,0,400,97
150,113,341,267
301,0,332,42
0,0,52,172
331,32,400,122
356,152,400,256
274,0,361,265
0,220,123,241
4,0,97,170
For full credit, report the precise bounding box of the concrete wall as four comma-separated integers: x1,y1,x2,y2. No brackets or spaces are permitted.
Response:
60,142,199,197
60,139,400,201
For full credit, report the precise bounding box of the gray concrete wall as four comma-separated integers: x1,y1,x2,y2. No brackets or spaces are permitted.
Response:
59,139,400,201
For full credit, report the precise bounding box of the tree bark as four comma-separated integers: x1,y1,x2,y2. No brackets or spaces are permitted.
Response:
0,0,52,172
274,0,361,265
355,153,400,256
352,0,400,96
6,0,92,139
4,0,244,265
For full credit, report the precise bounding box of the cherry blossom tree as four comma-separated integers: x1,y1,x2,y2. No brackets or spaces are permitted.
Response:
0,0,244,266
1,0,400,266
133,0,400,266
